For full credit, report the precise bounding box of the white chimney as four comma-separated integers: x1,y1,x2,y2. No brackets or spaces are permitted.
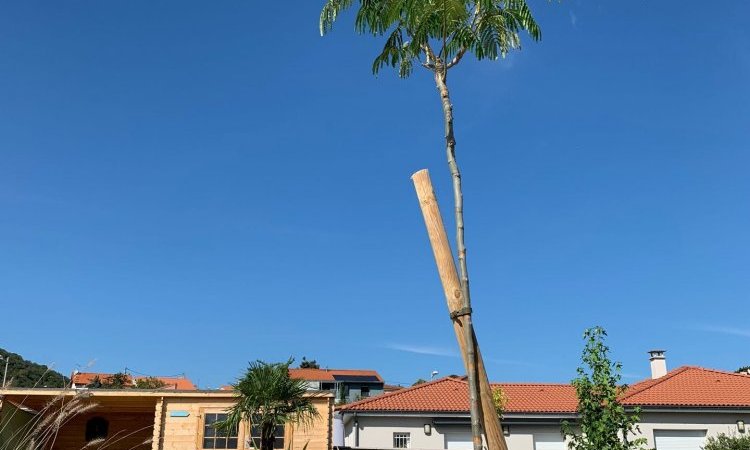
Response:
648,350,667,379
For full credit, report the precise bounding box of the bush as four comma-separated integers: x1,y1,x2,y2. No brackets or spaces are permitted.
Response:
703,433,750,450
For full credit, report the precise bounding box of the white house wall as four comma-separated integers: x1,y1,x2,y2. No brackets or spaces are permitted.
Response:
633,412,750,449
344,412,750,450
344,416,564,450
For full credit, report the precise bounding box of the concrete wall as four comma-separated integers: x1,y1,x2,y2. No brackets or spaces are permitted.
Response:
345,412,750,450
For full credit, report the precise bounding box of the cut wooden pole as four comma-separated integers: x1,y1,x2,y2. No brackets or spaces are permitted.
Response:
411,169,508,450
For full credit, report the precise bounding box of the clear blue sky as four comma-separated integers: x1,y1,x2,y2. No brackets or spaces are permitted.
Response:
1,1,748,388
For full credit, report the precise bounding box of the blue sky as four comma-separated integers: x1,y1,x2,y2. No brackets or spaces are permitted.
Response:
1,1,748,388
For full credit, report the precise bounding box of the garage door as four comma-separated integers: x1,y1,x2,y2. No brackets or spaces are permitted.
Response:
534,432,565,450
654,430,706,450
445,432,473,450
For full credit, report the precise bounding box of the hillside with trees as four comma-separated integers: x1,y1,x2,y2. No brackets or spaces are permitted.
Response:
0,348,68,388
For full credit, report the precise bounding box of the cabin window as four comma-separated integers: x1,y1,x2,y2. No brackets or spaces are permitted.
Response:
360,386,370,398
250,424,285,449
203,413,238,449
394,432,411,449
85,417,109,442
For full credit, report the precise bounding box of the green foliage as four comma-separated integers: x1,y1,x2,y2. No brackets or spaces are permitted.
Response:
134,376,167,389
320,0,541,77
100,372,130,389
0,348,68,388
216,360,320,450
86,375,103,388
562,327,648,450
703,433,750,450
492,386,507,417
299,357,320,369
412,378,427,386
736,366,750,374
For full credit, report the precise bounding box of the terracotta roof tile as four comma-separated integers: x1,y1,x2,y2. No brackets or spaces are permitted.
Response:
72,372,196,390
340,367,750,414
621,366,750,408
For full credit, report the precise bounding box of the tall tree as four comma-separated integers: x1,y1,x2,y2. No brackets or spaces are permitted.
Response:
562,327,648,450
299,357,320,369
217,360,320,450
319,2,541,449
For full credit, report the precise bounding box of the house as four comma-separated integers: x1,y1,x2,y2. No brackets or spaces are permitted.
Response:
71,371,198,390
0,387,333,450
335,352,750,450
290,368,385,404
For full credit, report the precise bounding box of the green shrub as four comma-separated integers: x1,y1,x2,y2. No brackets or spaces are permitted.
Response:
703,433,750,450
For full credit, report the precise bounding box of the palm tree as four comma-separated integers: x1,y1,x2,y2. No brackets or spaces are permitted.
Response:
319,2,542,450
216,360,319,450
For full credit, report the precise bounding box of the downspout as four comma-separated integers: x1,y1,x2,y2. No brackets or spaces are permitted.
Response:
353,413,359,448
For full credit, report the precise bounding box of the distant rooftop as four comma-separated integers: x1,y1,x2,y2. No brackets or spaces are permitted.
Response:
72,372,197,390
289,368,384,383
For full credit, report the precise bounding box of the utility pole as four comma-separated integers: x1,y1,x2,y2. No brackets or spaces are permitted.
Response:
2,356,9,388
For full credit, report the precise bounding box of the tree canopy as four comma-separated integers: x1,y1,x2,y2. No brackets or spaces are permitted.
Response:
320,0,541,78
0,348,68,388
299,357,320,369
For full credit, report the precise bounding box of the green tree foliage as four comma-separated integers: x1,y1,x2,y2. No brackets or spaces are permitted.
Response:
562,327,647,450
100,372,130,389
216,360,320,450
736,366,750,374
320,0,541,78
412,378,427,386
299,357,320,369
703,433,750,450
134,376,167,389
0,348,68,388
86,375,103,388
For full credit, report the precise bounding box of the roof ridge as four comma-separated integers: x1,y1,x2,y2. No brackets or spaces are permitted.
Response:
338,376,465,411
688,366,750,379
621,366,692,400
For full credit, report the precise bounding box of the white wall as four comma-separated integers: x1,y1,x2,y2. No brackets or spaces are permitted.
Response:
344,412,750,450
633,412,750,449
344,416,564,450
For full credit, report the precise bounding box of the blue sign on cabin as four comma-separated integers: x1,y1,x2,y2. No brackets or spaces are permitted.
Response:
170,411,190,417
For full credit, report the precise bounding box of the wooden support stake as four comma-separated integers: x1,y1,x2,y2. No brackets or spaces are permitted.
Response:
411,169,508,450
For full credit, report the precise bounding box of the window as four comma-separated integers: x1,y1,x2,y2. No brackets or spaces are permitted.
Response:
250,424,285,449
321,382,336,391
202,413,238,449
85,417,109,442
360,387,370,398
394,432,411,449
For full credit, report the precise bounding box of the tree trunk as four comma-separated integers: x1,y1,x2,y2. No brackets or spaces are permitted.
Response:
261,423,275,450
411,170,508,450
434,69,483,450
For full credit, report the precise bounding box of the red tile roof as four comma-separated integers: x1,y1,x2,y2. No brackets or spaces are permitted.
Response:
339,376,577,414
72,372,197,390
340,367,750,414
620,366,750,408
289,368,383,382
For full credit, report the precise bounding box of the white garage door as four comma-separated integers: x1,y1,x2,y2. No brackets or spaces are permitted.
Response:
654,430,706,450
445,432,473,450
534,432,565,450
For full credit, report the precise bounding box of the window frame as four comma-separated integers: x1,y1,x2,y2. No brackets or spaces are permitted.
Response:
393,432,411,449
199,410,239,450
249,423,286,449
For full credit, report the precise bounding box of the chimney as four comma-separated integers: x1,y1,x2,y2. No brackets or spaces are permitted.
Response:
648,350,667,379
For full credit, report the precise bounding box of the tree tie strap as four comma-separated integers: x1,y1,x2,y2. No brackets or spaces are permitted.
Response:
450,307,472,321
